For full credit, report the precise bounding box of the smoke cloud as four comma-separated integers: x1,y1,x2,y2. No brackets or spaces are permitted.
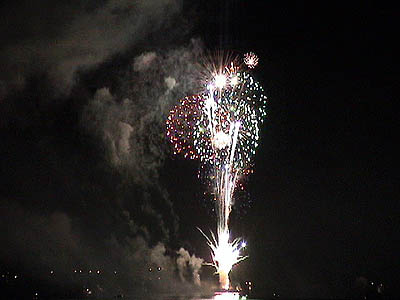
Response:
133,52,158,72
0,0,181,94
177,248,204,286
0,0,211,296
1,35,208,299
82,40,203,185
0,200,206,297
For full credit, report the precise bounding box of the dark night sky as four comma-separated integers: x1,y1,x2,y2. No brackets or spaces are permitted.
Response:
0,1,398,299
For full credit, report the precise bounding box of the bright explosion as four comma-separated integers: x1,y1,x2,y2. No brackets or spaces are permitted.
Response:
166,52,266,290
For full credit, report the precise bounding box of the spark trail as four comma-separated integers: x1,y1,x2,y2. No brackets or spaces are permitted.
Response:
166,52,266,289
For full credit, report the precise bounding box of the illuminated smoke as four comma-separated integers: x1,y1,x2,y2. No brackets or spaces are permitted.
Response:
177,248,204,286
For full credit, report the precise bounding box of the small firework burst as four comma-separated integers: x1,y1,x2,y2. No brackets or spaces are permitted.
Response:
243,52,259,69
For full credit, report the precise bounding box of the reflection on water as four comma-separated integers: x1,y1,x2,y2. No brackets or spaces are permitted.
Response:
212,291,242,300
186,291,247,300
64,291,254,300
154,291,248,300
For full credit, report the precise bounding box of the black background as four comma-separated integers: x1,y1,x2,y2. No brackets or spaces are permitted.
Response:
1,1,398,298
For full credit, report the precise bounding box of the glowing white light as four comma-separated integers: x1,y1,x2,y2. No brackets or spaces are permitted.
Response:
200,229,248,290
241,241,247,248
214,74,227,89
212,131,231,149
230,76,238,86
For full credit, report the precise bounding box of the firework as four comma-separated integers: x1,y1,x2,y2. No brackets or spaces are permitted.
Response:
199,228,247,290
166,52,267,289
243,52,259,69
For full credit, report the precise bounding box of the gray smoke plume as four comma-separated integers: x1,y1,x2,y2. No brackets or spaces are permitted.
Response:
0,0,209,296
82,40,203,185
76,41,207,294
0,199,206,296
0,0,182,94
177,248,204,286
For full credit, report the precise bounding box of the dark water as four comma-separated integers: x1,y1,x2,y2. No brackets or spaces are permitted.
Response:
58,297,260,300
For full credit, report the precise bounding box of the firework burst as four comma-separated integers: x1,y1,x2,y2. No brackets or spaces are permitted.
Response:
244,52,259,69
166,52,267,289
199,228,247,290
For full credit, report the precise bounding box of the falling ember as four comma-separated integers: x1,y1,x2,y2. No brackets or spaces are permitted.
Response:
166,52,267,289
243,52,259,69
